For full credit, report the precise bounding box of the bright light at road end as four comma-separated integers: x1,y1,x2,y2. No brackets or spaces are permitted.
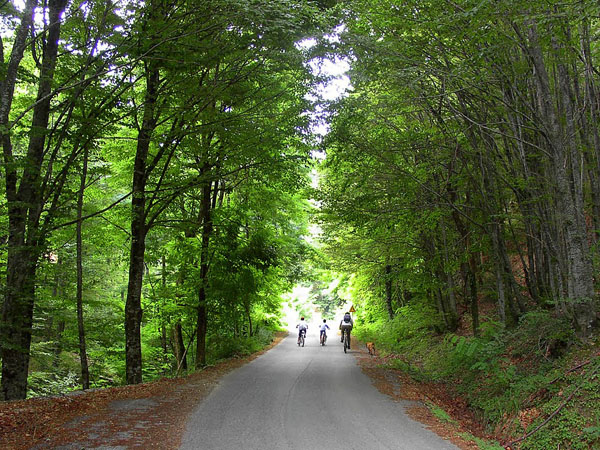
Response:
282,285,314,333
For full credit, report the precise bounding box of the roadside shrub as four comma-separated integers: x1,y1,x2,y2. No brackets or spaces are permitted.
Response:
27,371,80,398
208,328,274,362
506,310,575,365
354,302,441,356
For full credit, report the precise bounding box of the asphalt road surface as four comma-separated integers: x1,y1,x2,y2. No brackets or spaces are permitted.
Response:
180,330,458,450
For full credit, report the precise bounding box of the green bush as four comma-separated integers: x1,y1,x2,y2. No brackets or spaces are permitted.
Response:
27,371,80,398
208,328,274,362
354,302,440,356
507,310,574,363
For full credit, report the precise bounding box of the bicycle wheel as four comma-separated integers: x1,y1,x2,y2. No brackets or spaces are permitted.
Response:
343,330,348,353
301,333,305,347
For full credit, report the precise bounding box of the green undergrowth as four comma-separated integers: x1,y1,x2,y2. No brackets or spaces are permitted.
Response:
207,327,277,362
27,327,279,398
354,305,600,449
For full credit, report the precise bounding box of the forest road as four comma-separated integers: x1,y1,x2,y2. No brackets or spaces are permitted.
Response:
179,330,458,450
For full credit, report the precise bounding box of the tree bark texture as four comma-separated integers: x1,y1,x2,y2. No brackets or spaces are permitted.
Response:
196,179,214,368
527,23,596,334
76,145,90,390
384,265,394,320
1,0,67,400
125,63,160,385
173,321,187,372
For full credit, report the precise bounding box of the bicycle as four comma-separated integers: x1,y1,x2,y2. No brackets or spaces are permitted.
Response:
342,328,350,353
298,329,306,347
320,332,327,346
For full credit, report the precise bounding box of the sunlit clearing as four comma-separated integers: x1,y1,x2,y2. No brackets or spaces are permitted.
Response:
282,285,314,333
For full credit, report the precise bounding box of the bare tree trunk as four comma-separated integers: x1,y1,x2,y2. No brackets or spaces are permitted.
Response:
244,298,253,337
196,180,213,368
1,0,67,400
52,320,66,369
125,62,159,384
76,145,90,390
449,190,480,336
580,20,600,244
160,256,168,363
173,321,187,371
558,71,597,332
196,303,208,368
527,22,596,334
52,263,65,369
384,264,394,320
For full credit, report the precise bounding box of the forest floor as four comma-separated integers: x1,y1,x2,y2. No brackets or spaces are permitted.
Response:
0,333,500,450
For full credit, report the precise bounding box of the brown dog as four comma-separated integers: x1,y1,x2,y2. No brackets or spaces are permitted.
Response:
366,342,376,356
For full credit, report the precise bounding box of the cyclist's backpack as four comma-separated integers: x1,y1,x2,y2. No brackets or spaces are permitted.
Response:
343,313,351,323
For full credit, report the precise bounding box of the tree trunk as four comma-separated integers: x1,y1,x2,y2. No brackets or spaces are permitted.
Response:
52,263,65,369
384,265,394,320
580,20,600,244
449,191,480,336
244,298,253,337
1,0,67,400
76,145,90,390
440,221,458,329
125,63,159,385
468,264,479,337
52,320,66,369
196,303,208,368
0,0,37,125
195,179,213,368
173,321,187,371
527,23,596,334
160,256,169,364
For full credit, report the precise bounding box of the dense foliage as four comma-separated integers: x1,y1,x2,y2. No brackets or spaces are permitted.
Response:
2,0,599,446
317,0,600,447
0,0,332,400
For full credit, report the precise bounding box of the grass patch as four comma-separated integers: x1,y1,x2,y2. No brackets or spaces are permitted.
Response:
426,401,459,426
457,432,505,450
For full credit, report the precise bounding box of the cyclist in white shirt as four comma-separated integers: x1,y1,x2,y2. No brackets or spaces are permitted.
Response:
296,317,308,344
319,319,330,343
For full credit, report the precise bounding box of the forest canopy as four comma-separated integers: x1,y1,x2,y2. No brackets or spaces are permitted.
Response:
0,0,333,401
1,7,599,443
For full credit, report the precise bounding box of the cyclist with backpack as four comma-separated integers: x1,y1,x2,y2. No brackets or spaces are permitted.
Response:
339,312,354,348
296,317,308,344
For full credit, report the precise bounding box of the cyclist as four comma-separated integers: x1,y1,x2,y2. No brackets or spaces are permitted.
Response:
296,317,308,344
319,319,330,344
339,311,354,348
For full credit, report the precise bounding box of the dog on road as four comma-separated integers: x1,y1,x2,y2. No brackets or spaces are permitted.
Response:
366,342,376,356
